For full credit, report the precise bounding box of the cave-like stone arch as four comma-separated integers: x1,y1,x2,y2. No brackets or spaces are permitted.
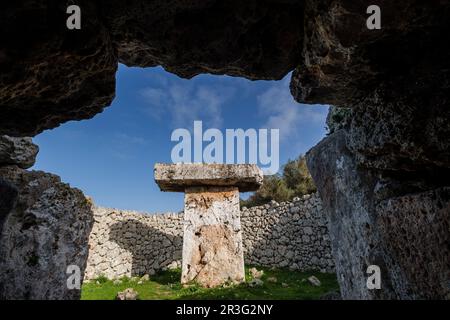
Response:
0,0,449,299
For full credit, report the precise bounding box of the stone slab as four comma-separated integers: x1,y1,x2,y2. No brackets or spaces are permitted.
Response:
181,186,245,287
154,163,263,192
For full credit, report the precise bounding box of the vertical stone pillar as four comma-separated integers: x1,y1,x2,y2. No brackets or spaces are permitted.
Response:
183,186,243,287
154,163,263,288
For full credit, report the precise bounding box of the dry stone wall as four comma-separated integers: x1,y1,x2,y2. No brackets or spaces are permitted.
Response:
85,208,183,280
241,193,334,272
85,193,334,280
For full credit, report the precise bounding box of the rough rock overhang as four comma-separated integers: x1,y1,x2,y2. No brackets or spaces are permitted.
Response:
2,1,449,137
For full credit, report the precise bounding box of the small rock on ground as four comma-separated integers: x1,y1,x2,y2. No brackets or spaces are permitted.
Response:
248,278,264,287
249,267,264,279
307,275,321,287
116,288,138,300
140,274,150,281
267,277,277,283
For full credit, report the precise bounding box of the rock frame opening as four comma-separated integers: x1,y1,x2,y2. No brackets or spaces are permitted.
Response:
0,1,449,299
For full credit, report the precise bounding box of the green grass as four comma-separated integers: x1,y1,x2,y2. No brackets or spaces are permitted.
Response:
81,266,339,300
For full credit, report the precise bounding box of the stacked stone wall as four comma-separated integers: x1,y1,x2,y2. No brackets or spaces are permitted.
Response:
85,193,334,280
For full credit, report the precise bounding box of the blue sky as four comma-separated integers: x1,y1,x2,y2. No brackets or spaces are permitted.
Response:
32,64,329,213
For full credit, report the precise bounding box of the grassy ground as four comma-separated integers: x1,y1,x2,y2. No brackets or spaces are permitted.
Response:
81,266,339,300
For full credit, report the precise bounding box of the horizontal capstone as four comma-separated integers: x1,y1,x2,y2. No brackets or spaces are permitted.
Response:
154,163,263,192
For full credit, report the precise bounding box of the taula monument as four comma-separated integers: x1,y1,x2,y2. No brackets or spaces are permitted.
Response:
154,163,263,287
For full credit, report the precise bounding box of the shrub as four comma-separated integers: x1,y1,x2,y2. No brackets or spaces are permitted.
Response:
95,275,109,284
240,155,316,208
282,156,316,197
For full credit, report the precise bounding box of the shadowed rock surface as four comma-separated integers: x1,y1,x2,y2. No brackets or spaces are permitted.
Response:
0,0,303,136
0,135,94,299
307,131,450,299
0,179,17,233
1,1,449,137
108,218,182,278
290,1,450,108
0,136,39,169
106,0,303,80
0,1,118,137
299,0,450,300
0,166,94,300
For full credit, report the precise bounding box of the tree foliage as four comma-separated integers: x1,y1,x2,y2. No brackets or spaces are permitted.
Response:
240,155,317,208
282,156,316,196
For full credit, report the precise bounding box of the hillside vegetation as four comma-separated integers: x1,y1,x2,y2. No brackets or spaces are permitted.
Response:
241,155,316,208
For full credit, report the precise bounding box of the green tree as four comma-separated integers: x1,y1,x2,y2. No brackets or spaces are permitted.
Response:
240,175,292,208
240,155,316,208
282,155,316,197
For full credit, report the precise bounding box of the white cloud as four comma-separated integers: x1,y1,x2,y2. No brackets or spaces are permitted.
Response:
140,79,235,128
107,132,149,160
114,133,147,146
257,77,328,142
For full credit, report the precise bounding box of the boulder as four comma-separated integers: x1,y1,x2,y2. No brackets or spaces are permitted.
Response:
346,86,450,172
0,179,17,232
307,130,450,299
0,136,38,169
0,166,94,300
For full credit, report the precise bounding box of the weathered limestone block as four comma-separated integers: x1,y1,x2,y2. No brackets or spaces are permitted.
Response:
306,130,450,299
155,163,262,287
290,1,450,108
376,188,450,299
307,131,393,299
154,163,263,192
0,166,94,300
182,186,244,287
0,179,17,233
0,135,38,169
